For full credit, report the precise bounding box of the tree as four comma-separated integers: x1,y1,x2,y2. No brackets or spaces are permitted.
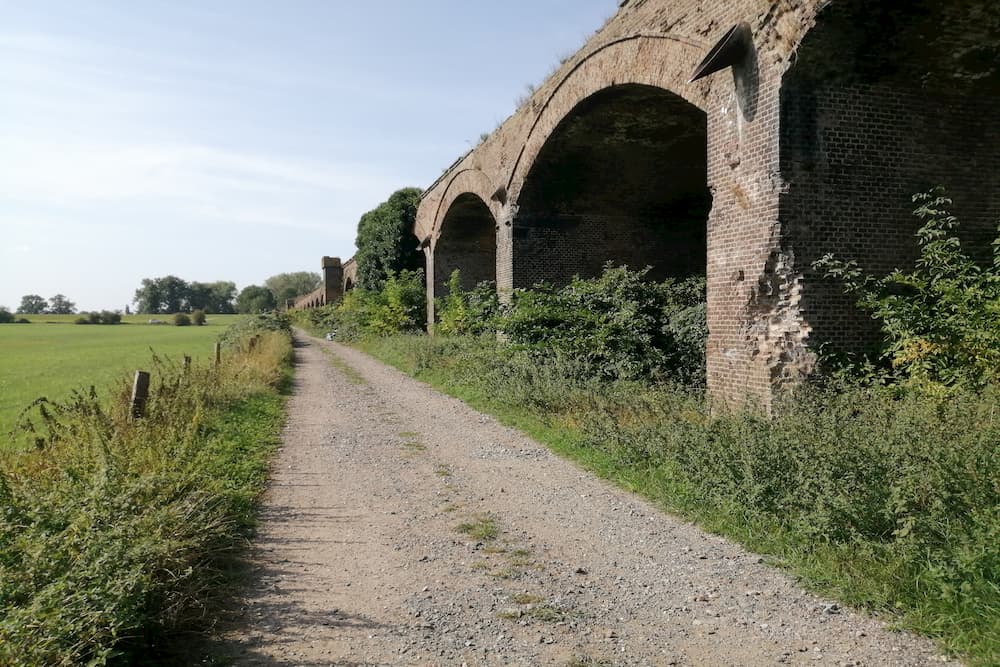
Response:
186,282,213,312
236,285,277,314
0,307,14,324
187,281,237,313
264,272,322,304
354,187,423,291
48,294,76,315
133,276,189,313
18,295,47,314
205,281,237,314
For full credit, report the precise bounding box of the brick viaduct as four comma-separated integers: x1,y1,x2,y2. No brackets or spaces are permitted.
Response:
290,257,355,310
412,0,1000,406
294,0,999,406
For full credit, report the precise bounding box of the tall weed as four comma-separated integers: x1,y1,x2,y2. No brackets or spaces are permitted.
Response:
815,189,1000,388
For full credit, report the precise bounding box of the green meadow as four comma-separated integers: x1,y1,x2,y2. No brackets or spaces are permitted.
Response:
0,315,243,446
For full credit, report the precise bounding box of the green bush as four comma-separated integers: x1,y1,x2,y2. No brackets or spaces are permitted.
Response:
14,318,30,324
173,313,191,327
100,310,122,325
293,270,425,342
815,189,1000,388
74,311,123,325
191,309,206,326
436,270,500,336
217,312,290,348
498,265,706,384
0,308,14,324
366,269,426,335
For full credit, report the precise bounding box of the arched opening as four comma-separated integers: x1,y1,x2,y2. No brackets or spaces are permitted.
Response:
781,0,1000,354
344,278,355,292
512,84,710,288
435,193,497,295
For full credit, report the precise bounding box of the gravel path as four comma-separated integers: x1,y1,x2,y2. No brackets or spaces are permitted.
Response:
221,331,956,666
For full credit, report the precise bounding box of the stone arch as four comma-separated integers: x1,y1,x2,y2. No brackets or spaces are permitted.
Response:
510,81,711,289
780,0,1000,355
425,168,502,246
506,35,706,203
344,277,354,292
433,192,498,295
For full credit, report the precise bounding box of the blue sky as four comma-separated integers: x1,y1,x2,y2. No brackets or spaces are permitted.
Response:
0,0,615,311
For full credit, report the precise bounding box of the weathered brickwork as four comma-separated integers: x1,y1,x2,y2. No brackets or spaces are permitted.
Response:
322,256,344,305
513,213,705,288
415,0,1000,406
291,256,346,310
342,258,357,292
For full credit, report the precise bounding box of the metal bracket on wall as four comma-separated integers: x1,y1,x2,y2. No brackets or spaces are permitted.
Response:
689,23,752,83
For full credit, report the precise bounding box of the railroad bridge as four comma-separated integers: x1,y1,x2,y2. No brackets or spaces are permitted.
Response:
415,0,1000,405
291,257,348,310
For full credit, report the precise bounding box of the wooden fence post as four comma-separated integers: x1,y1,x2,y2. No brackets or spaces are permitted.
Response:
130,370,150,420
214,342,221,367
183,355,192,374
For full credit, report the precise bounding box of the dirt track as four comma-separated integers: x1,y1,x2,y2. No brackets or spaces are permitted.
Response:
220,331,956,666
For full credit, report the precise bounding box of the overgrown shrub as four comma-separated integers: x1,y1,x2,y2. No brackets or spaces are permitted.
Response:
217,312,291,348
0,319,291,665
0,308,14,324
14,318,30,324
100,310,122,325
173,313,191,327
815,189,1000,388
191,309,206,326
435,270,500,336
292,270,425,342
75,311,124,325
498,265,706,385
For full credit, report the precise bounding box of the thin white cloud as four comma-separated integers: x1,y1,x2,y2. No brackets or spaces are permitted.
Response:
0,134,396,203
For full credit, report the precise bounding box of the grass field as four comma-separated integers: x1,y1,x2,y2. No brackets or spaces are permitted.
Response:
0,314,243,446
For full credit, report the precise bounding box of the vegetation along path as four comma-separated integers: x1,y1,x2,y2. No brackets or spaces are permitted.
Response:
222,331,956,666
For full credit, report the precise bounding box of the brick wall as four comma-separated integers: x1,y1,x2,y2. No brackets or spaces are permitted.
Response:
512,213,706,288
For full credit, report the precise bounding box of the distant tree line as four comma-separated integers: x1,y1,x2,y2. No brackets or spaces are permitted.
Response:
132,277,238,315
265,272,322,305
10,270,325,319
16,294,76,315
132,272,322,315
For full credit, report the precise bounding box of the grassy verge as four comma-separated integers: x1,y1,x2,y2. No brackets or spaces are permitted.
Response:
357,333,999,666
0,319,291,666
